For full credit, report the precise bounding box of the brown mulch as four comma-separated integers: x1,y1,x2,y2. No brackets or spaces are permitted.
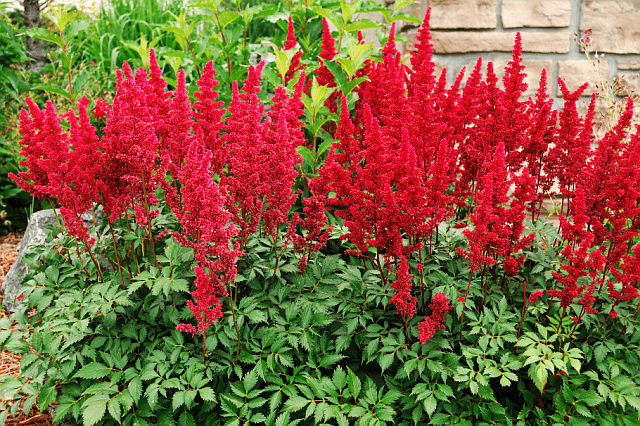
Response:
0,232,54,426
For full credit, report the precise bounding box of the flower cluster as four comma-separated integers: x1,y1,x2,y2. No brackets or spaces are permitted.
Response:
389,257,417,318
176,266,227,336
418,293,452,344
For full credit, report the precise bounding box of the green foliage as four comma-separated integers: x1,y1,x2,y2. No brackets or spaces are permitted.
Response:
1,208,640,425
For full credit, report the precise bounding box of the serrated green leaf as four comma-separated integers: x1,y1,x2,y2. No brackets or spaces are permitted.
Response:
284,395,309,412
38,379,57,410
244,369,258,392
26,28,63,47
430,412,450,424
128,377,142,404
82,394,109,426
423,395,437,417
74,362,112,379
530,364,548,394
333,366,347,390
178,411,196,426
579,390,604,407
107,399,121,422
199,387,215,402
347,367,361,400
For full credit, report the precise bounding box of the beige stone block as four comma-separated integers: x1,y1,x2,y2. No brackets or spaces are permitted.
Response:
403,53,448,77
614,72,640,96
557,60,609,96
428,31,571,53
618,59,640,69
457,59,553,99
580,0,640,54
426,0,497,29
502,0,572,28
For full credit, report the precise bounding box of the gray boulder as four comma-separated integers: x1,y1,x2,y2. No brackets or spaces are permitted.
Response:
1,207,103,311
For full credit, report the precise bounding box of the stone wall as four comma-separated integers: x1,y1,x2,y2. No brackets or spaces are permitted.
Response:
367,0,640,111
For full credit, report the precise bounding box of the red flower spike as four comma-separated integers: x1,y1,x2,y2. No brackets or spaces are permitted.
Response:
162,69,193,171
544,80,591,201
528,291,543,304
177,266,225,336
418,292,452,344
389,257,417,319
93,99,110,120
10,99,69,200
193,61,226,175
99,61,162,221
459,142,535,273
319,18,336,61
358,23,407,139
284,17,297,50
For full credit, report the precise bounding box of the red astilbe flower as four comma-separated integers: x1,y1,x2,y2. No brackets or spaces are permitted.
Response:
358,23,408,140
133,50,172,144
418,292,452,344
169,130,239,340
59,97,105,244
285,195,333,272
453,34,548,209
528,290,543,304
389,256,417,318
161,69,193,172
547,234,605,316
405,10,454,183
220,63,266,244
610,244,640,304
521,69,554,217
457,143,535,273
176,266,226,336
543,80,593,203
93,99,110,120
10,99,70,200
280,17,305,84
316,17,337,82
98,61,162,221
313,99,430,261
192,61,226,175
455,62,504,203
283,17,297,50
223,64,306,242
558,184,591,246
500,33,530,171
261,87,306,236
408,9,435,92
10,96,104,244
312,17,339,121
578,100,640,267
171,133,241,286
133,204,148,228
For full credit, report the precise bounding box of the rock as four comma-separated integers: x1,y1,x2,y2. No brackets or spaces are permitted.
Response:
1,207,103,311
557,59,610,96
426,0,498,29
502,0,572,28
618,59,640,70
580,0,640,54
427,31,571,53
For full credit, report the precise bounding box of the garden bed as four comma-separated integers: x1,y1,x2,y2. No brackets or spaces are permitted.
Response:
0,232,52,426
